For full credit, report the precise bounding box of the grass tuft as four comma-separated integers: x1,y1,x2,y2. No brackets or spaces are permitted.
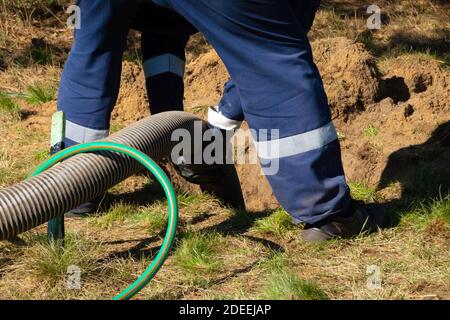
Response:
33,148,49,162
252,209,295,237
132,205,168,233
349,181,382,202
259,252,289,272
401,194,450,229
174,231,222,273
90,202,131,229
363,125,380,138
25,84,56,104
90,201,169,233
263,270,329,300
0,93,21,118
21,232,102,280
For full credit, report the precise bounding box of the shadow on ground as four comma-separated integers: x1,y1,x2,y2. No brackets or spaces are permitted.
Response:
102,122,450,253
378,121,450,225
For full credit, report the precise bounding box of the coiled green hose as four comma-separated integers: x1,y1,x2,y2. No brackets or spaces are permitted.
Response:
29,141,178,300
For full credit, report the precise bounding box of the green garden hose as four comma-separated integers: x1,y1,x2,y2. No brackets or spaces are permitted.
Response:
29,141,179,300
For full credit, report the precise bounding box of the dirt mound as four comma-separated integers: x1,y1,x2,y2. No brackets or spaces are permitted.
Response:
338,54,450,187
312,37,382,119
182,37,383,119
184,50,229,109
114,37,386,121
380,55,450,111
111,62,150,126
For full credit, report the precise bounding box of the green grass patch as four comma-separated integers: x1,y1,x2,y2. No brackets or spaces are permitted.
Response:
174,231,222,273
33,148,49,162
363,125,380,138
263,270,329,300
90,202,132,228
131,205,168,233
25,84,56,105
349,181,382,202
90,200,170,233
110,123,126,134
177,192,216,208
0,93,21,118
259,252,289,272
252,208,295,237
400,194,450,229
21,232,102,279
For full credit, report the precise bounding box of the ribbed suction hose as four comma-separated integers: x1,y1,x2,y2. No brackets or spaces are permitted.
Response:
0,111,205,240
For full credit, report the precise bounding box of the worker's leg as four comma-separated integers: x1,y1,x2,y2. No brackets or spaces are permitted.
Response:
134,2,196,114
209,0,321,131
208,80,245,130
141,32,189,114
153,0,351,224
291,0,321,34
58,0,139,147
141,28,245,208
57,0,139,214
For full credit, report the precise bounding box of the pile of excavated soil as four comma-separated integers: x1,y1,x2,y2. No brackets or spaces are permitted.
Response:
182,37,384,117
113,37,387,120
312,37,382,119
337,54,450,190
183,50,229,109
111,62,150,125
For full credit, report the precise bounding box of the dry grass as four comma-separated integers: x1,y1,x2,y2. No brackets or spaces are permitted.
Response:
0,179,448,300
0,165,447,299
314,0,450,67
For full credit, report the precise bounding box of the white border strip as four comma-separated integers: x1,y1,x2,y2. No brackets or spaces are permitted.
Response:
255,122,338,160
65,120,109,144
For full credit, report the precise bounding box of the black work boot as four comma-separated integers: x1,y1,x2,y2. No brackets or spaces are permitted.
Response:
66,195,105,217
301,201,388,243
173,121,245,210
174,157,245,210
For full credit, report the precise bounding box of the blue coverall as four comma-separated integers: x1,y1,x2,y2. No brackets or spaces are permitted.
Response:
58,0,352,224
58,0,194,146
